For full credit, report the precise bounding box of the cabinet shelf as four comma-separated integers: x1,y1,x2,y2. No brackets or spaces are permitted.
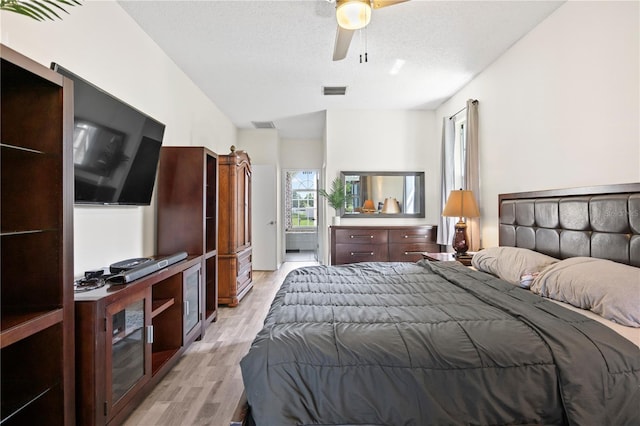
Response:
1,321,64,424
1,383,62,426
151,298,175,318
0,142,47,155
151,348,179,375
1,229,56,237
0,309,63,349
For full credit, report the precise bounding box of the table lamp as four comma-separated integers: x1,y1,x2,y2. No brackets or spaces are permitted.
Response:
442,189,480,257
362,199,376,213
381,197,401,214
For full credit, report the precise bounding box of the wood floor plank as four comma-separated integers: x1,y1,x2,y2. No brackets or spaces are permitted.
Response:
123,261,318,426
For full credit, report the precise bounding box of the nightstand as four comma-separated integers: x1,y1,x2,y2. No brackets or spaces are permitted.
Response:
423,252,476,267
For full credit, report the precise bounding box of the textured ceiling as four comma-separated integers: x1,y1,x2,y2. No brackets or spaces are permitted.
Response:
118,0,565,139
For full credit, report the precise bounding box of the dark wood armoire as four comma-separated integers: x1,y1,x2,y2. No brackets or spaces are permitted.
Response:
218,146,252,306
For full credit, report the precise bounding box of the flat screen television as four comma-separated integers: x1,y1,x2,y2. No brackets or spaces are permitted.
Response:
51,63,165,205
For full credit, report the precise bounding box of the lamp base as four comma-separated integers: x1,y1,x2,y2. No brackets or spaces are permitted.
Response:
451,219,470,257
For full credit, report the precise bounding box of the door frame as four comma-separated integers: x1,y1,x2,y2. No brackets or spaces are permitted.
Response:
282,169,320,262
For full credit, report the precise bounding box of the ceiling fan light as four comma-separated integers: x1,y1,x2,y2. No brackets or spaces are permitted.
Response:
336,0,372,30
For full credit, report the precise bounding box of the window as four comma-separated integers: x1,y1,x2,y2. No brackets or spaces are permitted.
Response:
453,118,467,190
285,170,318,231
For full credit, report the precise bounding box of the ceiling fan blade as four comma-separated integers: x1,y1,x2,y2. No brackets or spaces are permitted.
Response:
333,26,355,61
372,0,409,9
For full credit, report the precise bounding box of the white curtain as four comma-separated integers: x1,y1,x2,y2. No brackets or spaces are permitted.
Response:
464,99,481,251
437,117,456,245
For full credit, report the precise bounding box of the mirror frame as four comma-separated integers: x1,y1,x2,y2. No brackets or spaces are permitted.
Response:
340,171,425,218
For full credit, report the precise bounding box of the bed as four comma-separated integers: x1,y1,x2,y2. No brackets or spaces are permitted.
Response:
240,184,640,425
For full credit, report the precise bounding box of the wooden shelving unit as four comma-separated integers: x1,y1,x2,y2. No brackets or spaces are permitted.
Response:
1,44,74,425
157,146,219,336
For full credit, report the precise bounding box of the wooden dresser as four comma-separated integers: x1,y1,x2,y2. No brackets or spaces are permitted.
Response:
330,225,439,265
218,146,252,306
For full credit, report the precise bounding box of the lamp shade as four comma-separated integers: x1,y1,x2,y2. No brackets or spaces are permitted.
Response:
381,197,401,214
362,199,375,211
442,190,480,218
336,0,372,30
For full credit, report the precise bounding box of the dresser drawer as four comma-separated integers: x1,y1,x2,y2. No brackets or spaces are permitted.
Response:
334,228,388,245
237,247,252,271
237,266,252,293
389,242,438,262
388,227,435,244
236,247,252,295
334,243,388,265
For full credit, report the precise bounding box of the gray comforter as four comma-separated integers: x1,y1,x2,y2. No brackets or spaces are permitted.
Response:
240,261,640,425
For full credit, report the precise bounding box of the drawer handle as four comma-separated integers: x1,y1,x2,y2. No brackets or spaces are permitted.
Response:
404,251,424,255
404,235,427,239
350,235,374,239
350,251,374,256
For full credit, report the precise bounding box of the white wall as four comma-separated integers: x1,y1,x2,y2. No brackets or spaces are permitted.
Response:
322,109,438,263
435,1,640,248
1,1,237,275
237,129,281,268
325,109,439,222
280,138,324,169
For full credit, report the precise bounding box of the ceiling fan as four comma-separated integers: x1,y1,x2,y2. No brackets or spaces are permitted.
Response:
332,0,409,61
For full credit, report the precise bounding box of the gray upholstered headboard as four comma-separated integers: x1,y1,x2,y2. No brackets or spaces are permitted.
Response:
498,183,640,267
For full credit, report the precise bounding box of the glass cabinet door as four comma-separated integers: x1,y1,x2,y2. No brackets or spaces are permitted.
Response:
106,289,151,417
184,263,202,337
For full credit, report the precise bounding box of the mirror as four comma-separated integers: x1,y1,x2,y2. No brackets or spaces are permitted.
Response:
341,171,425,218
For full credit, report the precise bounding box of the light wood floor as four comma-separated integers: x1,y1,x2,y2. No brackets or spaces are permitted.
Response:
123,261,318,426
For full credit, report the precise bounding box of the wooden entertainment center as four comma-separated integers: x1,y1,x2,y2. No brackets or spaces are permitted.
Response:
0,44,231,425
74,256,204,425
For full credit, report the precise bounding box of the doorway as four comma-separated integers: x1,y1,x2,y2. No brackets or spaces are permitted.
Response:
252,165,278,270
283,170,319,262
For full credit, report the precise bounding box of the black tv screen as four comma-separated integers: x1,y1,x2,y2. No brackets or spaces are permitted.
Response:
51,63,165,205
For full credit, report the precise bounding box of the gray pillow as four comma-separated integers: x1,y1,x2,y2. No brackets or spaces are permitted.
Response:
471,246,559,286
530,257,640,328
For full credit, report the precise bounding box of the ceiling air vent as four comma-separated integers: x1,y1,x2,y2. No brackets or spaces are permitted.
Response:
252,121,275,129
323,86,347,96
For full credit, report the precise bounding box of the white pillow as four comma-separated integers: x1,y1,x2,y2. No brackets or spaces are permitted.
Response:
530,257,640,328
471,246,559,287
